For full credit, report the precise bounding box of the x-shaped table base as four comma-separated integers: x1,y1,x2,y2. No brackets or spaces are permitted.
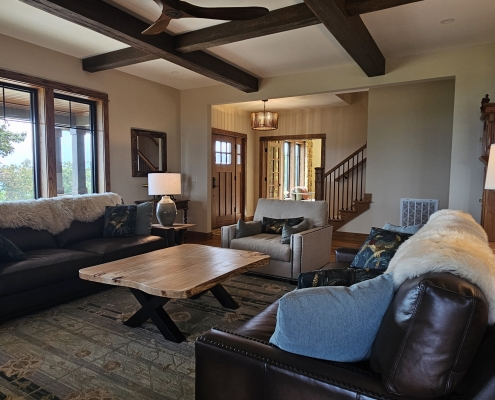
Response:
124,284,239,343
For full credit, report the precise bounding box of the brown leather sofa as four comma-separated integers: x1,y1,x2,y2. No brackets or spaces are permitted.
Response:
196,248,493,400
0,216,172,322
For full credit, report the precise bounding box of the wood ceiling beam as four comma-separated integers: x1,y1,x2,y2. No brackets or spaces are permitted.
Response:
19,0,259,92
83,47,158,73
303,0,385,77
175,3,320,53
345,0,423,16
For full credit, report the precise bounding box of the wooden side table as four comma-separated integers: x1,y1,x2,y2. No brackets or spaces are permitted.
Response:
135,198,189,224
152,223,196,246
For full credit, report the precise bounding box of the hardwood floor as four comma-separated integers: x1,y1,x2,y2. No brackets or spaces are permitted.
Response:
188,229,368,262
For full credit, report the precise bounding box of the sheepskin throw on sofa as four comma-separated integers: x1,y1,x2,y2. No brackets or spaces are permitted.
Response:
0,193,122,235
386,209,495,323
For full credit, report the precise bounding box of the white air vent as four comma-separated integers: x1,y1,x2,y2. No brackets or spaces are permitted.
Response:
400,198,439,226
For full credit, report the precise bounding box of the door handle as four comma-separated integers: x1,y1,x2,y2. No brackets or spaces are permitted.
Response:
212,177,217,189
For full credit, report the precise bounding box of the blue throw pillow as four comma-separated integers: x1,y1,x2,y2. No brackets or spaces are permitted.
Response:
382,222,423,235
269,274,395,362
103,205,137,238
280,218,311,244
350,227,411,269
0,234,25,263
135,202,153,236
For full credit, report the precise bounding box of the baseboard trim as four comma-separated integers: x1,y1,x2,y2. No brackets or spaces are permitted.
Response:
187,231,213,242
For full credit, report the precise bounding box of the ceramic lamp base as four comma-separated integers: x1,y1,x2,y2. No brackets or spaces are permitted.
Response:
156,195,177,226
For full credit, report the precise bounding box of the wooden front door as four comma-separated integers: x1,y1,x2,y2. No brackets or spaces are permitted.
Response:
212,132,244,228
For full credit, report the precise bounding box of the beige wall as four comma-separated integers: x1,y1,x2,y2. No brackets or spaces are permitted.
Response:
181,43,495,233
342,79,455,233
0,33,181,204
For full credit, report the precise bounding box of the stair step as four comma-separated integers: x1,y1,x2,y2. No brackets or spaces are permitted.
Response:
340,209,358,214
354,199,372,204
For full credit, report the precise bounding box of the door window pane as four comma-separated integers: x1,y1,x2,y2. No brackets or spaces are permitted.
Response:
0,85,36,201
54,96,95,195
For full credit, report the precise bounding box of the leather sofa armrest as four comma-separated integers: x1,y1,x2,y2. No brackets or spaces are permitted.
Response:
196,328,406,400
221,224,237,248
335,247,360,263
291,226,333,279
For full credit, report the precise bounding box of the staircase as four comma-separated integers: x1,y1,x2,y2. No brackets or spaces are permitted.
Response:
315,144,372,230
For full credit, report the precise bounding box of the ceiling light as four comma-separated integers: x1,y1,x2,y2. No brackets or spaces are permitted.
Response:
251,100,279,131
440,18,455,24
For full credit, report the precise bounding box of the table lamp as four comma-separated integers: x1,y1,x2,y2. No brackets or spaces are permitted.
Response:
148,172,181,226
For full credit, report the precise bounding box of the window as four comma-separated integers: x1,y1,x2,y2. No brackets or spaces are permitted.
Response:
215,140,232,165
282,141,305,198
295,143,301,187
54,95,96,195
0,83,39,201
283,141,290,198
0,68,109,200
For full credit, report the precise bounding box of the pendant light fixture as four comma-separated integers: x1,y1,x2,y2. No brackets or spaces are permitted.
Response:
251,100,279,131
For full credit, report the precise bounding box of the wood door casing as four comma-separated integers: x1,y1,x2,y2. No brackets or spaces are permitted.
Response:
212,131,245,229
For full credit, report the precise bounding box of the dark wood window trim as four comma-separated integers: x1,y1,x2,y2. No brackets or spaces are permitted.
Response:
212,127,248,139
0,68,110,196
259,133,326,199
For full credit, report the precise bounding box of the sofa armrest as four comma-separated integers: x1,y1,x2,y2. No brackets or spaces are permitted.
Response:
221,224,237,248
196,328,401,400
291,226,332,279
335,247,360,263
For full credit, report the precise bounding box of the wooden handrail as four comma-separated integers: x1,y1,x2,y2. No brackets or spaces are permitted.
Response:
137,150,157,171
324,143,367,178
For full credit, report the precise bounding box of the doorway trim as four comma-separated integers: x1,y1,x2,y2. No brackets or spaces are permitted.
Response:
259,133,326,199
211,128,247,228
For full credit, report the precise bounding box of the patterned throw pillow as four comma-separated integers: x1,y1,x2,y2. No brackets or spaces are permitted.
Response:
350,227,411,269
0,233,25,263
262,217,304,234
103,205,137,238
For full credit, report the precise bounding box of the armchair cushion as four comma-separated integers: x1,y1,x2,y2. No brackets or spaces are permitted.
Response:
262,216,303,234
281,218,310,244
235,220,262,239
230,234,290,262
269,274,395,362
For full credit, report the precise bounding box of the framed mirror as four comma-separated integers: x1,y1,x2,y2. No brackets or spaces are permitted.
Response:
131,128,167,177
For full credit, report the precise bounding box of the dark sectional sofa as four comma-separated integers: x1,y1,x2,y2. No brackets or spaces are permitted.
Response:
0,216,170,322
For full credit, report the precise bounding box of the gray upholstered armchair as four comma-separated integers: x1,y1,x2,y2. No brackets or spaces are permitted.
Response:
221,199,332,280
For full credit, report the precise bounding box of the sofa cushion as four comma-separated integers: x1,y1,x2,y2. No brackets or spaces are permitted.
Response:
0,248,101,296
235,220,262,239
230,234,290,262
67,235,168,263
0,227,57,251
235,301,279,342
350,227,411,269
56,217,104,247
0,234,25,262
103,205,137,238
269,274,395,362
370,272,488,398
262,217,303,234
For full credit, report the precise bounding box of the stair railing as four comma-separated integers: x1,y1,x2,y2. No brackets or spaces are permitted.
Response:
315,144,367,220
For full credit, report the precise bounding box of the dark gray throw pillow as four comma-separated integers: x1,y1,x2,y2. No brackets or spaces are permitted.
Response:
281,218,311,244
235,220,262,239
0,233,26,263
103,205,137,238
135,202,153,236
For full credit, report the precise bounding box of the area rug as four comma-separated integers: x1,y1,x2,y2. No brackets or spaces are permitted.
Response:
0,275,294,400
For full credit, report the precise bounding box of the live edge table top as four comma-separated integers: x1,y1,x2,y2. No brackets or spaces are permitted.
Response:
79,244,270,299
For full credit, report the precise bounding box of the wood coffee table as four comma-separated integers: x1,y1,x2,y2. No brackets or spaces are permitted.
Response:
79,244,270,343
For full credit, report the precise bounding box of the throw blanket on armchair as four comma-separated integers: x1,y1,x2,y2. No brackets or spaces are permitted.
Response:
0,193,122,235
386,209,495,323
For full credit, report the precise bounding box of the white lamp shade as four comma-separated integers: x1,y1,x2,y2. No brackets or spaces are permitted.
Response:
148,173,181,195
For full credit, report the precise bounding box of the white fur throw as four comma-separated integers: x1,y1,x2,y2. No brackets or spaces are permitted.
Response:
386,209,495,323
0,193,122,235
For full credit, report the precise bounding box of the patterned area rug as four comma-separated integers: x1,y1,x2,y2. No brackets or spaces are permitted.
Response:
0,275,294,400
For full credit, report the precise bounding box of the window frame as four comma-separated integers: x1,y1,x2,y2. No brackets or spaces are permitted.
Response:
0,68,110,199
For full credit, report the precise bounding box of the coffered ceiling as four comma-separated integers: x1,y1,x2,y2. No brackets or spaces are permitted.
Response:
0,0,494,92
